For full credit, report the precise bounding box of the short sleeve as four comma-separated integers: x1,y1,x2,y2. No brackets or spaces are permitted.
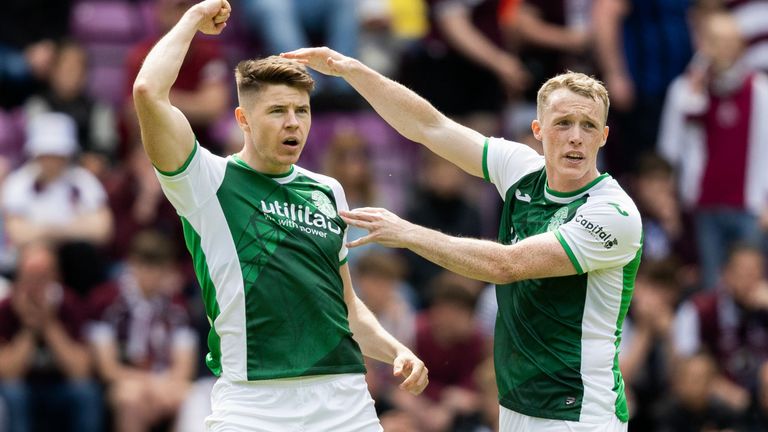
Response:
330,180,350,263
154,141,227,217
483,137,545,199
554,199,642,274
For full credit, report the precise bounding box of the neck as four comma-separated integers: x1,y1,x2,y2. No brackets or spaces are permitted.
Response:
546,169,601,194
237,146,291,176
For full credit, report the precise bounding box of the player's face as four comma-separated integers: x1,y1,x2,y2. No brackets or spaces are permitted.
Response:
532,89,608,192
237,84,311,174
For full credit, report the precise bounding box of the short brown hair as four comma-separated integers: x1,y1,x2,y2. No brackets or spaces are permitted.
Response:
235,56,315,105
537,71,610,124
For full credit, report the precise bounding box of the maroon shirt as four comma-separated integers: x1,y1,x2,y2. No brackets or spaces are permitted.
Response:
414,313,486,402
697,74,755,209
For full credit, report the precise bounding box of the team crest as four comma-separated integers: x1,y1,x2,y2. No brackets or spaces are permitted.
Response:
547,207,569,232
311,190,337,218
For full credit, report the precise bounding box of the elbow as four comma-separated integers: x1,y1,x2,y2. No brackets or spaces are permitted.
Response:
132,78,164,103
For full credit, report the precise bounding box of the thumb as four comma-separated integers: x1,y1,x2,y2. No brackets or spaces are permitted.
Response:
393,358,404,376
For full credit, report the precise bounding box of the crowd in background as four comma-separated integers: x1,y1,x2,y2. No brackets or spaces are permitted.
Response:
1,0,768,431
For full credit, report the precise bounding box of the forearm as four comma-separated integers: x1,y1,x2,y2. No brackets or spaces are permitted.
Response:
169,82,229,125
439,12,514,72
516,8,583,51
349,297,413,364
342,60,446,145
133,9,203,100
49,209,113,245
43,322,91,379
0,330,36,379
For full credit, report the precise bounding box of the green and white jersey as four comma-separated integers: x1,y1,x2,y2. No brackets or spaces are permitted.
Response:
482,137,642,423
155,141,365,382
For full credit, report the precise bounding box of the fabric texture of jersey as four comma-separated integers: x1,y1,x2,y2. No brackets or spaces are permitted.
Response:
155,141,365,381
483,137,642,423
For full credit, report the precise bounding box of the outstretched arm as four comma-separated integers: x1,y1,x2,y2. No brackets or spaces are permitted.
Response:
341,264,428,395
132,0,230,173
341,208,576,284
282,47,487,177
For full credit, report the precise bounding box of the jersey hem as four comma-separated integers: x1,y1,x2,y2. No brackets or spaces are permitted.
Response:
243,364,367,381
499,398,580,422
554,230,584,274
155,138,199,177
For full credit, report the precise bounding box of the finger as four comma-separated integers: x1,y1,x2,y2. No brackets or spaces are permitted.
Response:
346,234,374,249
340,209,380,222
339,214,371,229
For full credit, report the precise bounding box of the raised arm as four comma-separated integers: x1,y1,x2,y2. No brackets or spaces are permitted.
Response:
282,47,487,177
132,0,230,173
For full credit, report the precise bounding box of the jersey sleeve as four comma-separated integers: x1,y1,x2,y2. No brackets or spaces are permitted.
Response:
154,140,227,217
483,137,545,199
554,199,642,274
328,180,350,264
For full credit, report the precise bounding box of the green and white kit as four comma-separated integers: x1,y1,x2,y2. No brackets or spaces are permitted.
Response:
156,141,365,382
483,137,642,424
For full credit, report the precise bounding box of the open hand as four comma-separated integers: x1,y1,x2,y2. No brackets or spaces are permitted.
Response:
393,351,429,395
340,207,413,248
281,47,358,77
193,0,231,35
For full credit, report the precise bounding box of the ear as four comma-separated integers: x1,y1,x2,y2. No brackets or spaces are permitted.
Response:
531,119,543,141
600,125,609,148
234,107,250,132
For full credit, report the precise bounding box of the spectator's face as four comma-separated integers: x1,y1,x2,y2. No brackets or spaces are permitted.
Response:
532,89,608,191
36,155,69,181
673,356,714,410
51,45,87,100
701,14,745,73
429,303,474,344
357,275,397,311
16,246,57,301
131,261,179,298
237,85,310,174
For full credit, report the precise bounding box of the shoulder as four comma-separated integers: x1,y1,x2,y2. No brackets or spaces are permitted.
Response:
577,179,643,240
294,165,344,192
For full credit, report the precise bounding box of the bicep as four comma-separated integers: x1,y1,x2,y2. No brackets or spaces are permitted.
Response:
133,94,195,173
506,232,579,281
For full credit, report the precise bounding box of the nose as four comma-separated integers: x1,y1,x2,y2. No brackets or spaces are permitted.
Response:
569,127,583,146
285,110,299,129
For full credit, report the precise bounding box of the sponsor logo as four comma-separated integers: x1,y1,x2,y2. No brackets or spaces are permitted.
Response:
260,200,342,238
515,189,532,203
565,396,576,406
608,202,628,216
311,190,337,218
574,214,618,249
547,207,570,231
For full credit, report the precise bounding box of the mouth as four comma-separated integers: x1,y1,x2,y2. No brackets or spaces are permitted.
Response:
282,137,300,147
564,152,585,162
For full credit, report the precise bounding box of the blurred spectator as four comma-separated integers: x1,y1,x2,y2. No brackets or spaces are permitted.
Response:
392,272,485,432
399,0,529,137
0,111,111,294
658,11,768,288
504,0,594,146
123,0,229,151
240,0,360,103
88,229,197,432
0,0,71,109
630,153,697,267
471,357,499,432
619,260,682,430
1,112,113,259
25,40,118,179
104,143,184,265
654,353,742,432
403,151,483,304
746,362,768,431
323,127,385,264
673,244,768,415
0,241,102,432
594,0,694,175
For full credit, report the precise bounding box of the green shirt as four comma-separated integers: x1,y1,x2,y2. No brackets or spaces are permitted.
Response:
156,142,364,381
483,137,642,423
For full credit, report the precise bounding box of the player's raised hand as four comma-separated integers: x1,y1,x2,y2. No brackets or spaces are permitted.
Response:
393,351,429,395
192,0,231,35
281,47,358,77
